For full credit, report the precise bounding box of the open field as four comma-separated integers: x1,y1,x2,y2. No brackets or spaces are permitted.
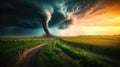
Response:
0,37,52,56
61,36,120,61
62,36,120,47
0,37,53,67
0,36,120,67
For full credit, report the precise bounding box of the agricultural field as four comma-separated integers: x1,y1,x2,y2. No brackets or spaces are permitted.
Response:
61,36,120,61
60,36,120,67
0,37,53,67
0,36,120,67
0,37,52,55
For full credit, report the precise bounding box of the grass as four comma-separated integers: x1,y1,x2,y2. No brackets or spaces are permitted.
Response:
55,39,117,67
0,37,53,67
0,36,119,67
62,36,120,47
0,37,52,56
35,38,118,67
61,36,120,61
35,41,65,67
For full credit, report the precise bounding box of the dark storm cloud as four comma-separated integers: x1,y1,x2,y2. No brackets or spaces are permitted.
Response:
0,0,42,29
0,0,100,35
0,0,98,28
58,19,73,29
49,0,99,29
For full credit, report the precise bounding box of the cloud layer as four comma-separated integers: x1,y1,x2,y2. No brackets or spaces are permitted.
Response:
0,0,98,28
0,0,120,36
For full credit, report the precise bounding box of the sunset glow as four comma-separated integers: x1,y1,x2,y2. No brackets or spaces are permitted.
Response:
58,0,120,36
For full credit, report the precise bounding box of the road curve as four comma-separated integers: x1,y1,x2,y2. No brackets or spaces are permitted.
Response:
14,42,50,67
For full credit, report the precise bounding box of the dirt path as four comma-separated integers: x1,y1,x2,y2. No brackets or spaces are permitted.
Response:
14,42,49,67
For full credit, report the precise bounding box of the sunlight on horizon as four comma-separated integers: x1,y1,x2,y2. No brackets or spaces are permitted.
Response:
83,26,120,35
58,26,120,36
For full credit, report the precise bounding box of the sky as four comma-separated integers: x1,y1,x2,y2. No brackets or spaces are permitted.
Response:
0,0,120,36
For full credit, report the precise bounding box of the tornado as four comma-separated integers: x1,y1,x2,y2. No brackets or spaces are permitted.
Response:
39,12,52,36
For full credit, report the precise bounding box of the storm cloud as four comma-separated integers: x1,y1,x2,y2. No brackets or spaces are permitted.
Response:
0,0,100,36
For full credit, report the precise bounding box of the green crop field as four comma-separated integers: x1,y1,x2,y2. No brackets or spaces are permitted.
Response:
0,36,120,67
61,36,120,61
0,37,53,67
59,36,120,67
0,37,52,56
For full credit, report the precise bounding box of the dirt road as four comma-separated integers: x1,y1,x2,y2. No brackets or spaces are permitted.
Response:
14,42,49,67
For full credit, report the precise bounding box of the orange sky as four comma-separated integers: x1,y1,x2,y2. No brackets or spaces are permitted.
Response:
72,0,120,26
59,0,120,36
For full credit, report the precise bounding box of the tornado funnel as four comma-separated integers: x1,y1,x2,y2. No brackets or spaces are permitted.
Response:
39,14,51,36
